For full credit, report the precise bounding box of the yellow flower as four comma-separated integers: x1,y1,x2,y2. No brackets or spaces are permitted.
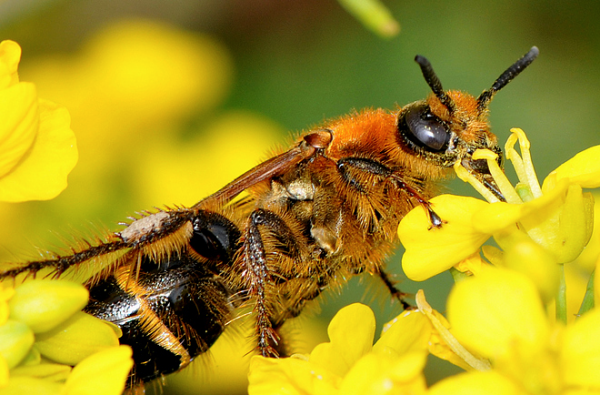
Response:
399,128,595,284
438,267,600,394
248,303,431,395
0,40,77,202
0,280,130,394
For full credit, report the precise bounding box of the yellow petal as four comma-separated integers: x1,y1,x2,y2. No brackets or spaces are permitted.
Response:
399,195,490,281
0,284,15,326
64,345,133,395
416,290,490,372
596,258,600,309
0,319,35,368
339,351,427,395
0,82,39,177
373,310,430,356
553,187,594,262
0,354,8,387
2,376,63,395
429,371,524,395
500,235,559,303
0,40,21,89
310,303,375,377
0,99,77,201
550,145,600,188
474,179,568,234
11,362,71,382
248,355,340,395
560,309,600,388
35,312,120,365
447,268,548,360
8,280,88,333
521,184,594,263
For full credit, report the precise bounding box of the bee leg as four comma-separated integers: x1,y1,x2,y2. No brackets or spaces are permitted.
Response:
391,175,443,228
0,240,128,280
377,269,412,310
243,208,300,357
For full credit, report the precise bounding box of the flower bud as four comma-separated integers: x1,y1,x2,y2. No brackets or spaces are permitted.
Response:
0,319,34,368
9,280,88,333
35,312,119,365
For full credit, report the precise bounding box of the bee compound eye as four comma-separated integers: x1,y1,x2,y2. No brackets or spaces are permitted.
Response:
402,105,450,152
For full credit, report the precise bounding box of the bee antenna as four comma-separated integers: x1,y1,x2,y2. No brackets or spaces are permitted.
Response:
477,46,539,112
415,54,456,113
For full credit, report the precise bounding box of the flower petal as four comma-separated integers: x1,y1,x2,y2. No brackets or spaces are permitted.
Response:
2,376,63,395
447,268,548,360
549,145,600,188
0,82,39,177
339,351,427,395
399,195,490,281
0,99,77,201
64,345,133,395
560,309,600,388
310,303,375,377
0,40,21,89
429,371,524,395
416,290,490,371
501,236,559,303
248,355,340,395
0,319,35,368
373,310,430,356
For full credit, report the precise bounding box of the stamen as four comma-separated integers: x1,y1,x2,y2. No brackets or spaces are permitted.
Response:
506,128,542,198
416,290,491,371
472,149,522,204
454,162,500,203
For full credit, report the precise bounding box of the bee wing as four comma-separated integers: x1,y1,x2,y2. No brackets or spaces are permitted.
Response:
197,131,330,207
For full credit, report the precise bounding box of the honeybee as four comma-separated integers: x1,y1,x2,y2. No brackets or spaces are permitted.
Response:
1,47,538,390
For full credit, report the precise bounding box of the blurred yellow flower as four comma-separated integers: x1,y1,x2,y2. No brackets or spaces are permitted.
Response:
0,40,77,202
0,283,14,326
132,110,283,207
399,128,595,283
248,303,430,395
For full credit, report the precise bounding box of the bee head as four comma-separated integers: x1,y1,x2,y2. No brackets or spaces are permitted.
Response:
397,47,539,200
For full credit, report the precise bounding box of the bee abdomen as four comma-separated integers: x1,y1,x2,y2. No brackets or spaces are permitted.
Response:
85,253,233,383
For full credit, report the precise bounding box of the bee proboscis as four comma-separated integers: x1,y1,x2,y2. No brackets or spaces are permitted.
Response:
1,47,539,390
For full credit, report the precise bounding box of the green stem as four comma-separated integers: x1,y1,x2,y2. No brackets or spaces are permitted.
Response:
577,270,595,317
556,264,567,323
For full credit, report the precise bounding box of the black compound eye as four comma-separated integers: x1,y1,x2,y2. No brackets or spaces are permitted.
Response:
400,104,450,152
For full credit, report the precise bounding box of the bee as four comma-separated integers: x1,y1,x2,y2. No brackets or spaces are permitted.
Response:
1,47,538,389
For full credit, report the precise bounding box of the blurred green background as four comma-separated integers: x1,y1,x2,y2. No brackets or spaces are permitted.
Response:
1,0,600,393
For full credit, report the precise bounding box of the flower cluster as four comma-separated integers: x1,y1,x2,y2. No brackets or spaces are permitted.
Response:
248,128,600,394
0,280,132,394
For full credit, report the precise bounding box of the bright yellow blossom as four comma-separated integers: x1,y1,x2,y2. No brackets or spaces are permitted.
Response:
248,303,431,395
0,40,77,202
437,267,600,394
0,280,131,395
400,128,595,285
